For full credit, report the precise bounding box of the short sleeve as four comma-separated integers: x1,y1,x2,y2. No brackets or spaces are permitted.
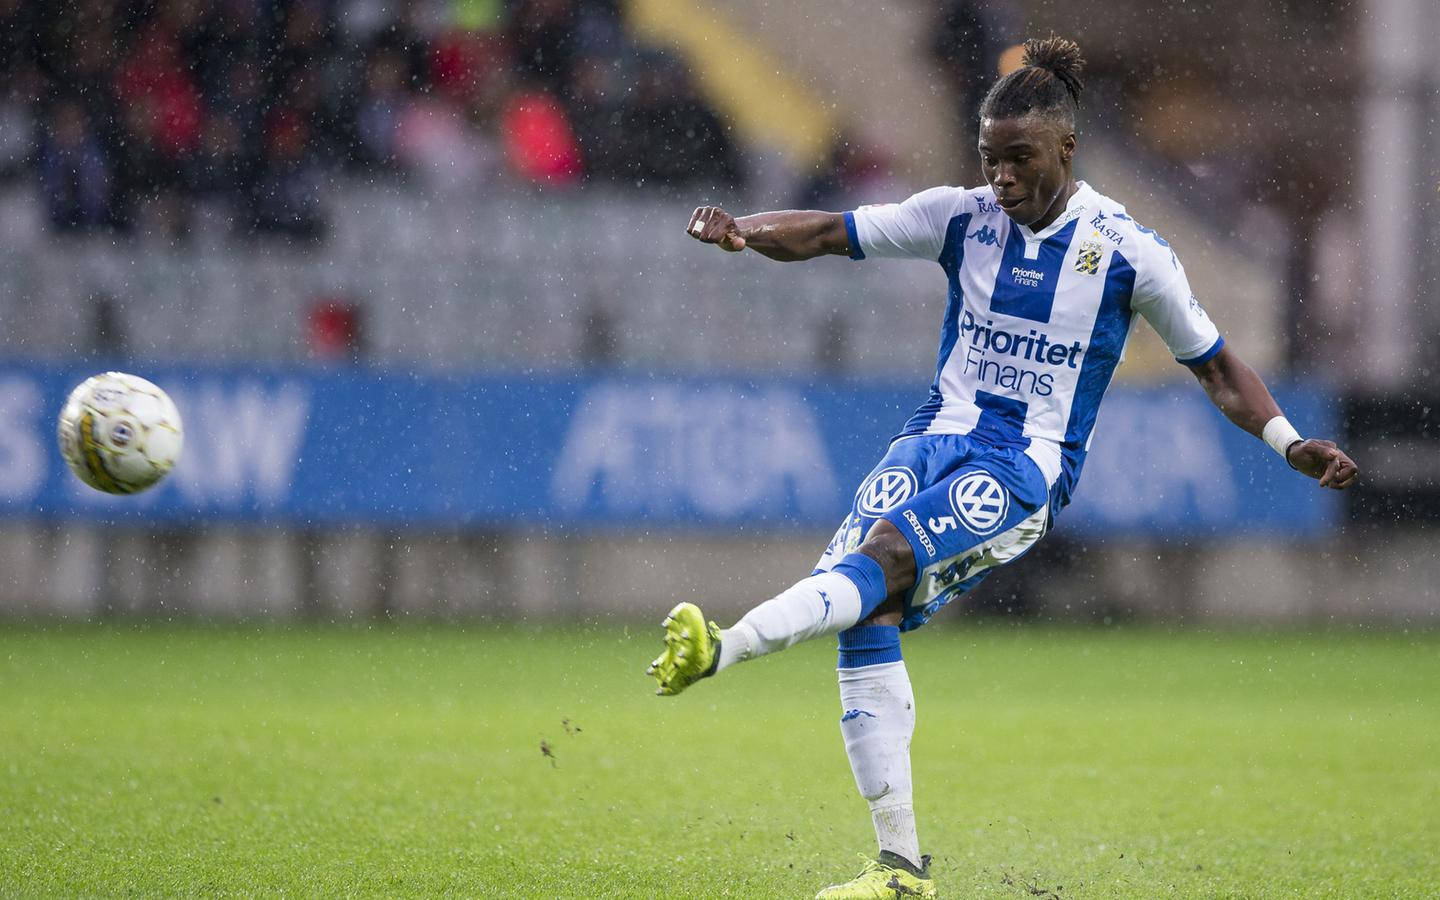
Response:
846,186,965,262
1131,242,1224,366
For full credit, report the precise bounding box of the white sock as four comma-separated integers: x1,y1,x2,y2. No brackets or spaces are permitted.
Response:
838,661,921,869
714,571,862,671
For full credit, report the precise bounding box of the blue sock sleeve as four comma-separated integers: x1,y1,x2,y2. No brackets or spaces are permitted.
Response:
832,552,890,620
837,624,902,668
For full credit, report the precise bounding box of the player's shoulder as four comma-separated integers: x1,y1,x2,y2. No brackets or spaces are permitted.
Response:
881,184,971,219
855,184,973,237
1075,183,1181,272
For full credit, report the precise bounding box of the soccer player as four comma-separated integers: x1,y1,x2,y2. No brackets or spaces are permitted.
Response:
649,36,1358,899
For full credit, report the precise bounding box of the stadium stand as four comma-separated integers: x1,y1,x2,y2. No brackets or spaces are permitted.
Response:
1,0,1432,626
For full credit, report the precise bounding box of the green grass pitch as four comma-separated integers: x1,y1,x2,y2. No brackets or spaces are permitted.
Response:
2,624,1438,898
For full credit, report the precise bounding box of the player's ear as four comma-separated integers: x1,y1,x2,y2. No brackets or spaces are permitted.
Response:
1060,132,1076,162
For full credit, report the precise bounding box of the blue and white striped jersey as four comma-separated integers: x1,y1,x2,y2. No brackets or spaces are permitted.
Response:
844,181,1223,511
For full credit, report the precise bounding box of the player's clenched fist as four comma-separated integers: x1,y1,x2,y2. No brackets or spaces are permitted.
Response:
1286,439,1360,490
687,206,746,252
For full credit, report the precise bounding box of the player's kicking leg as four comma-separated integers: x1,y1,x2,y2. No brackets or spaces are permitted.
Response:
646,547,892,696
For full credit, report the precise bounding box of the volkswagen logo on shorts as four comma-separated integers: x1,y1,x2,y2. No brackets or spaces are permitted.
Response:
949,472,1008,534
858,466,918,516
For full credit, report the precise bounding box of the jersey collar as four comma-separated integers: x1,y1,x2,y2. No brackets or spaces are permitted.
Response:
1017,180,1094,242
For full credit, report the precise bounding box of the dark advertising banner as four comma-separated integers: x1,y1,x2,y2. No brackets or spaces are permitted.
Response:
0,364,1338,536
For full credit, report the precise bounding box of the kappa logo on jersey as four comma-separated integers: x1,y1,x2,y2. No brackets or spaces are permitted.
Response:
968,225,1000,247
949,471,1009,534
901,509,937,558
1075,240,1103,275
858,466,918,516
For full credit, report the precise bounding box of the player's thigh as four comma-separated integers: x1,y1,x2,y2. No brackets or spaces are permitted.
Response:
881,455,1050,626
813,439,933,573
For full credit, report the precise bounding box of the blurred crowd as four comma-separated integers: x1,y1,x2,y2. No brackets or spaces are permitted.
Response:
3,0,742,239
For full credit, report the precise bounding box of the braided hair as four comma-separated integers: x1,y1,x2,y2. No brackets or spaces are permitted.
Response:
979,37,1086,129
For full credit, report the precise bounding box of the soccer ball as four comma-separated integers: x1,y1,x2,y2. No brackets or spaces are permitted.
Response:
57,372,184,495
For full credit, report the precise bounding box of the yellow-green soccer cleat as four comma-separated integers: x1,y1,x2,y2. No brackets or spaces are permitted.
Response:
814,852,936,899
646,602,721,696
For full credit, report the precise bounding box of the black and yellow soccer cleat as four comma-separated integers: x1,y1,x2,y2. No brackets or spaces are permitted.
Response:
646,602,721,697
814,852,937,899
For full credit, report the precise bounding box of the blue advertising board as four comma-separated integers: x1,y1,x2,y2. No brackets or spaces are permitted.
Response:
0,363,1338,536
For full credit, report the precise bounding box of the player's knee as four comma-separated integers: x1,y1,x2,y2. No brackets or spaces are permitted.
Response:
857,519,916,596
859,601,903,627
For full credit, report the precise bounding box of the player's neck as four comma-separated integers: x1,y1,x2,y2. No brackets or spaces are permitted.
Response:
1028,178,1079,231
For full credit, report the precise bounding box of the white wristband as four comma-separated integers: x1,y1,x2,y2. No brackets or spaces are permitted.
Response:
1262,416,1303,464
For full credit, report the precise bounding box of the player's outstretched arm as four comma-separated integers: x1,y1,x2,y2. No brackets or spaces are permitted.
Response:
1189,345,1358,489
686,206,850,262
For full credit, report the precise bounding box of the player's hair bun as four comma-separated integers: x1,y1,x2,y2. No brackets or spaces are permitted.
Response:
1023,36,1085,106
